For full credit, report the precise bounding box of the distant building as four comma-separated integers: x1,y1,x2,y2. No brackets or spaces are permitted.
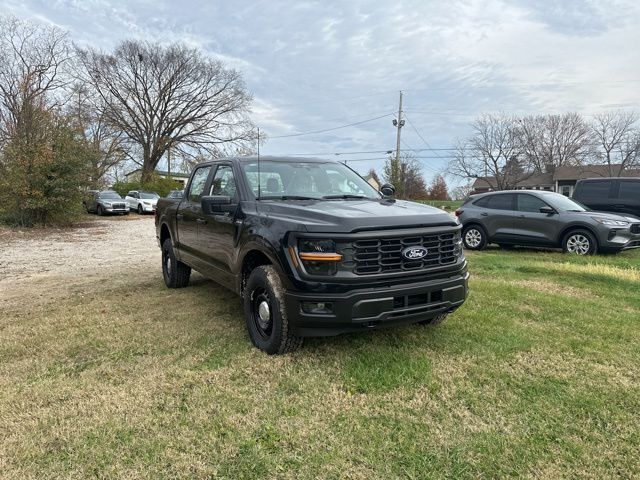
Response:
471,164,640,197
363,173,380,191
124,169,190,188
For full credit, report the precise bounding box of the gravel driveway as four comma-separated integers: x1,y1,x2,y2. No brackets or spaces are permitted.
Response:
0,215,159,284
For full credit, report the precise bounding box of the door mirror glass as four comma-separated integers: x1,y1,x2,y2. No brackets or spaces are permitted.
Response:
380,183,395,196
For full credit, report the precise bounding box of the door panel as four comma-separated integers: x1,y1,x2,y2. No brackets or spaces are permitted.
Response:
478,194,517,241
198,164,239,284
514,194,562,246
176,165,212,264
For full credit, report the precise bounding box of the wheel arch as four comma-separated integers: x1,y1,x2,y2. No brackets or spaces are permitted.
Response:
558,224,599,247
238,245,287,295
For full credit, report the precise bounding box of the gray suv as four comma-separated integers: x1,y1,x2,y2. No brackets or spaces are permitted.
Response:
457,190,640,255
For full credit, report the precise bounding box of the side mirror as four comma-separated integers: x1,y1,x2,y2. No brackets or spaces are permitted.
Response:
539,206,555,214
201,195,234,214
380,183,395,196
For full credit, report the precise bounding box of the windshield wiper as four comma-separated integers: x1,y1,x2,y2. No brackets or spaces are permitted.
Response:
321,194,368,200
258,195,320,201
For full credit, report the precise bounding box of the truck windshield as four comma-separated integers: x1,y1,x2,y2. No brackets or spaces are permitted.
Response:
242,160,381,200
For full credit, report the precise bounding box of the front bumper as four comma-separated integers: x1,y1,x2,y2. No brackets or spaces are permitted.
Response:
103,206,128,214
598,226,640,251
285,270,469,337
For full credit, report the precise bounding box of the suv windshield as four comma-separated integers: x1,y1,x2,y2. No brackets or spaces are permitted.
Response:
139,192,159,199
99,191,122,199
543,192,590,212
241,160,380,200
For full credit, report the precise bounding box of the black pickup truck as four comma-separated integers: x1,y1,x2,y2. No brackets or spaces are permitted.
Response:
155,156,469,354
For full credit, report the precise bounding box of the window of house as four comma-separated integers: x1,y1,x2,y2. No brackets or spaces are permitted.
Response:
560,185,572,197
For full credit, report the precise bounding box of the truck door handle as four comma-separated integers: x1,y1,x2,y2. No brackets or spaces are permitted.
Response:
480,212,488,216
196,218,207,225
176,213,184,220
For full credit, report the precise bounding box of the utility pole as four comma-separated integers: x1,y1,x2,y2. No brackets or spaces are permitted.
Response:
393,90,405,163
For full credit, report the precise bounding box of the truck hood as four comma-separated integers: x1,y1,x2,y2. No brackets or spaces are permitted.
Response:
258,199,458,233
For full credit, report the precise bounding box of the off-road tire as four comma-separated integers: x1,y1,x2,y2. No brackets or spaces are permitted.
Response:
244,265,303,355
462,225,487,250
162,239,191,288
418,313,448,326
562,229,597,256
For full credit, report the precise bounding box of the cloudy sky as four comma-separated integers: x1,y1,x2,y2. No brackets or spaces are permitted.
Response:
2,0,640,182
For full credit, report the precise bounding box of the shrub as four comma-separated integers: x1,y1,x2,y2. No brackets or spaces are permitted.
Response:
111,175,182,198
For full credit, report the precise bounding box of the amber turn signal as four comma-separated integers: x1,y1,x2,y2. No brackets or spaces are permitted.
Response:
298,252,343,262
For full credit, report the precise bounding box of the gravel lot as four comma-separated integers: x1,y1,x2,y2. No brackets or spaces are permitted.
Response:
0,215,158,282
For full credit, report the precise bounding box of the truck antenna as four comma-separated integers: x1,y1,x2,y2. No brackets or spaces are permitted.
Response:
257,126,261,200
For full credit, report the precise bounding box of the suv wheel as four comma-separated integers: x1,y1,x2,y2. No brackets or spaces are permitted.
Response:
462,225,487,250
244,265,303,354
162,239,191,287
97,205,104,216
563,230,597,255
137,204,144,215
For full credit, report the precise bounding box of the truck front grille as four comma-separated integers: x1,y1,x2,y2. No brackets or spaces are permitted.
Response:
340,231,460,275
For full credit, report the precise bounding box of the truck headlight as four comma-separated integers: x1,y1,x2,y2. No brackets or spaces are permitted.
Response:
296,239,342,275
592,217,629,227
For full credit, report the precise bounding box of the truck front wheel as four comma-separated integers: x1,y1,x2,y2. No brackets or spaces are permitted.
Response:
244,265,303,354
162,239,191,288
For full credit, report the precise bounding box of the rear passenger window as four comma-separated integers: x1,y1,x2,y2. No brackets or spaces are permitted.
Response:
619,181,640,200
187,166,212,202
581,180,612,199
484,194,514,210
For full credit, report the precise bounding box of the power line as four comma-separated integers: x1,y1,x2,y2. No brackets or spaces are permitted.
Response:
268,113,394,139
403,114,447,161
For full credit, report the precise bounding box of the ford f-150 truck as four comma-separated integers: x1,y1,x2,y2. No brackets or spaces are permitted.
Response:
155,156,469,354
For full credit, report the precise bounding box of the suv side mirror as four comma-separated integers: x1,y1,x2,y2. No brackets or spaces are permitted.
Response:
380,183,395,196
539,206,555,214
201,195,234,214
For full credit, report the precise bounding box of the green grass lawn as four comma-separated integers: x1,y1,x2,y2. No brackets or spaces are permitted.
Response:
417,199,463,210
1,248,639,478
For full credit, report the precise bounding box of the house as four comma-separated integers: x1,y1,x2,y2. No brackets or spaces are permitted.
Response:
124,169,190,188
363,173,380,191
472,164,640,197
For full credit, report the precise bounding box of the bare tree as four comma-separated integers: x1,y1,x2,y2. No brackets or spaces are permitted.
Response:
590,111,640,175
518,112,591,172
77,40,256,182
450,183,473,201
0,16,72,144
448,114,529,190
67,83,128,186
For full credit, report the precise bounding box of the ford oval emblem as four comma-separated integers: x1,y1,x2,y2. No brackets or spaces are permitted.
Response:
402,246,428,260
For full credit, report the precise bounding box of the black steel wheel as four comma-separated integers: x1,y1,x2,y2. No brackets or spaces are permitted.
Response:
243,265,302,354
161,239,191,288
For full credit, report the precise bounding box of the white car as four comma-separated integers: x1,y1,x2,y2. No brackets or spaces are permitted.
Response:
125,190,160,214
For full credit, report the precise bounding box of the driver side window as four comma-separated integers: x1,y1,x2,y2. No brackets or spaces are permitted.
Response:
517,194,548,213
210,165,237,200
188,166,212,203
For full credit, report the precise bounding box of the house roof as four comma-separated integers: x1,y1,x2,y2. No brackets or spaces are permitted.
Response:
472,163,640,189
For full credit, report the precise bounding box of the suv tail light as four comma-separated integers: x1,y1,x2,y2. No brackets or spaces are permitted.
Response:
454,209,463,217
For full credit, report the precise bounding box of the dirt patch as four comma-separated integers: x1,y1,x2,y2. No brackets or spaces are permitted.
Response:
0,215,158,284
